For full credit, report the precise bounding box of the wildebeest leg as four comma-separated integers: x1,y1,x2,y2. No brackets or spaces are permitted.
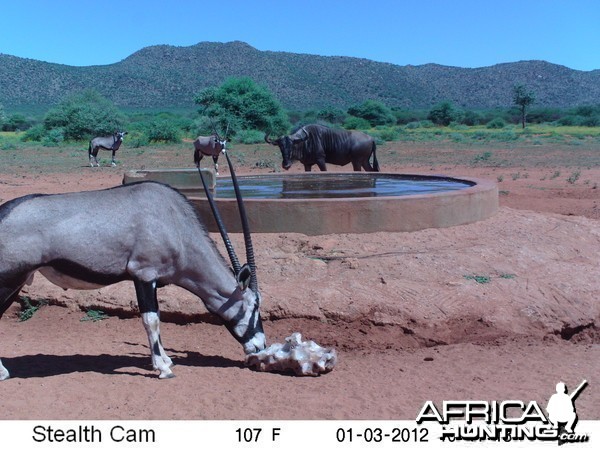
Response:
212,155,219,175
316,160,327,171
111,150,117,167
0,280,29,380
352,160,363,171
361,157,376,172
134,279,174,379
303,164,312,172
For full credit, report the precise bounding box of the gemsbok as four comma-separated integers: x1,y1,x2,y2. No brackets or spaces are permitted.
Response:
88,131,127,167
0,156,265,380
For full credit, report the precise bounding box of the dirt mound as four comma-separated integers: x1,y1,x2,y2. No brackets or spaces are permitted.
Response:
20,207,599,351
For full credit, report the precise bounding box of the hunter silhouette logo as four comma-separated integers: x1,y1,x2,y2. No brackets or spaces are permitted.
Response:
546,380,588,443
416,379,590,443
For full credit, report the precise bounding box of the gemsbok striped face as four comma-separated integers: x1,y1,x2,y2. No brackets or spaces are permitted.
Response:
224,289,266,354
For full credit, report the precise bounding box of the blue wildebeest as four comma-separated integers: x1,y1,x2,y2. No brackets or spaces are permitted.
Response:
0,177,266,380
265,124,379,172
88,131,128,167
193,135,227,175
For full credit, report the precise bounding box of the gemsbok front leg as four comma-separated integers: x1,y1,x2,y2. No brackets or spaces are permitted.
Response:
0,274,32,380
134,279,174,379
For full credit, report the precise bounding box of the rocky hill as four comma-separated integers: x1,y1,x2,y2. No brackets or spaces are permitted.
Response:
1,41,598,111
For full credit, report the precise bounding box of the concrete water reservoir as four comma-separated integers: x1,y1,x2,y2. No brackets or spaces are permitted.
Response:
123,169,498,235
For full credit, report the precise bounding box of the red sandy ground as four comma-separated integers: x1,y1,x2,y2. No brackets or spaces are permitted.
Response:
0,143,598,420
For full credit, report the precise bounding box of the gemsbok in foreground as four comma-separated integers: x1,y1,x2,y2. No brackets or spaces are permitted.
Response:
0,172,266,380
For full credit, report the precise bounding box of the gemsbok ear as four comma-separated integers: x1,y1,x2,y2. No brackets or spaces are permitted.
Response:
236,264,252,291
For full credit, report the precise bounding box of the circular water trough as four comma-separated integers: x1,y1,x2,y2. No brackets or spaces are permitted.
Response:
123,170,498,235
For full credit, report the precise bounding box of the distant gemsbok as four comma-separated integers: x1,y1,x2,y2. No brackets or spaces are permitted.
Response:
193,122,229,175
88,131,127,167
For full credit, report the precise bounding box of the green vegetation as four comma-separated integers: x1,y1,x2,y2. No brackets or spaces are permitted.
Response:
43,90,125,140
80,310,109,322
513,84,536,129
18,297,47,322
194,77,290,137
2,79,600,150
464,275,491,284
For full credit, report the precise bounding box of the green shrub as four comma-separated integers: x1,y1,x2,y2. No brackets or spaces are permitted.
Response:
195,77,290,136
427,101,458,126
486,118,506,129
371,126,401,142
146,120,181,143
347,100,395,126
42,128,64,147
21,124,46,142
125,130,149,148
236,129,265,144
343,116,371,130
43,89,125,140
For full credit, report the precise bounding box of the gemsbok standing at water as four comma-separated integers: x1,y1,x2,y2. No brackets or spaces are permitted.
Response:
193,134,227,175
0,177,266,380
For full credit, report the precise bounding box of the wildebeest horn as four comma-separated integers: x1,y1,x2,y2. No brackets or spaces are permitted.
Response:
264,133,274,145
223,150,258,293
196,166,242,275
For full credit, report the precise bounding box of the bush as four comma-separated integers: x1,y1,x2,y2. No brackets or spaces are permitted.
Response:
393,108,427,125
146,120,181,143
195,77,290,136
371,126,401,142
486,118,506,129
347,100,395,126
42,128,64,147
427,101,458,126
124,130,149,148
21,124,46,142
43,90,125,140
461,110,485,126
316,107,347,124
236,129,266,144
405,120,435,129
2,113,32,131
343,116,371,130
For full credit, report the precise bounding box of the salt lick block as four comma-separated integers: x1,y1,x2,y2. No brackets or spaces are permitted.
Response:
245,332,337,376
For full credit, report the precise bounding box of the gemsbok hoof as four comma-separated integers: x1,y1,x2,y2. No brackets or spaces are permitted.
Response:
159,371,175,379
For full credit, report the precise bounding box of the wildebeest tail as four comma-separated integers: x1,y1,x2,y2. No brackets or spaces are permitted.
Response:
371,142,380,172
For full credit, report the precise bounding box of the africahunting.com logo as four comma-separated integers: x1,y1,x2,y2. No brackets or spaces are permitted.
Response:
416,380,589,444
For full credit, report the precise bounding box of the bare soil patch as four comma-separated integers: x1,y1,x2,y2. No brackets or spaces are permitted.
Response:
0,141,598,420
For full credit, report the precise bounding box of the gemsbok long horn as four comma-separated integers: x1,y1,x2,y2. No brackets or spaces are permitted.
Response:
196,166,241,274
223,149,258,293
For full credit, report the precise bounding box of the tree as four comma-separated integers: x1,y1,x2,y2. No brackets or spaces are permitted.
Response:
427,101,457,126
43,90,125,140
0,103,6,128
2,113,31,131
513,85,535,129
194,77,290,136
347,100,395,126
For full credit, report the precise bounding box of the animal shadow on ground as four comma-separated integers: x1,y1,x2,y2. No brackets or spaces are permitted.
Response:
4,344,244,379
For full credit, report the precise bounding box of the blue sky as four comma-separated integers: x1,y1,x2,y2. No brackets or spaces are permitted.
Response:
1,0,598,70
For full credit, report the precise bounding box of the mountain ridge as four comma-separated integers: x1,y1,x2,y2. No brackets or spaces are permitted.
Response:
1,41,598,112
